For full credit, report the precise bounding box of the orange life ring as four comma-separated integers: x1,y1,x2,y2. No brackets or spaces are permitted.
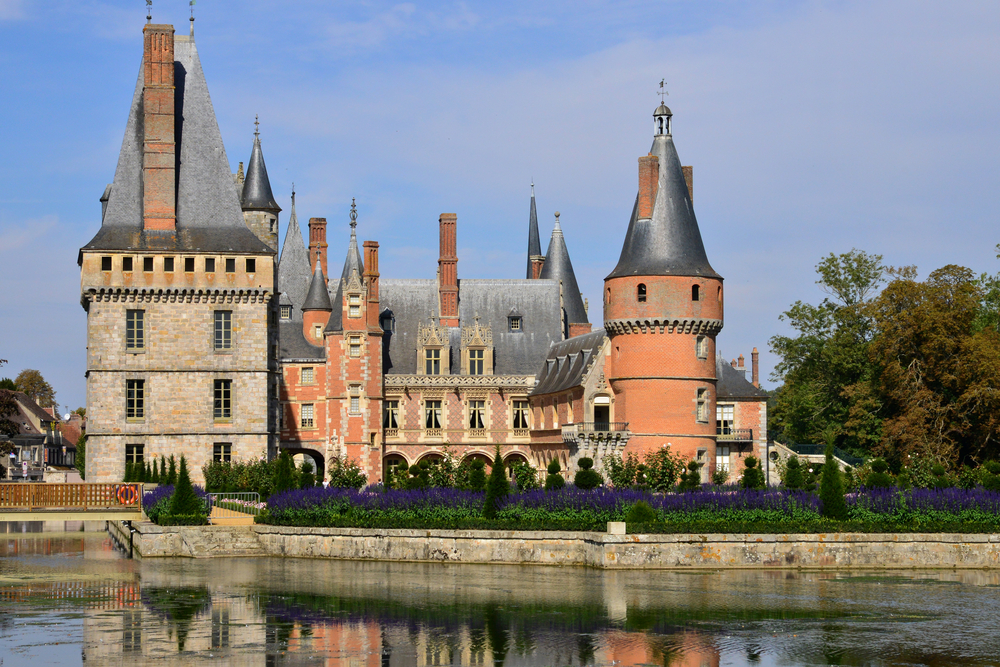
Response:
116,484,139,506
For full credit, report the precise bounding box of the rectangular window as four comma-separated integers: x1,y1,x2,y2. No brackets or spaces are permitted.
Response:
696,388,708,422
125,310,145,351
101,256,112,271
349,336,361,358
509,317,521,331
214,379,232,421
469,400,485,429
350,394,360,414
424,400,442,429
126,380,144,420
301,367,314,385
468,349,484,375
300,403,314,428
425,348,441,375
716,404,735,436
213,443,232,463
205,257,216,273
349,295,361,319
143,256,154,272
214,311,232,350
122,256,133,272
280,305,291,319
313,324,323,341
383,400,399,428
225,258,236,273
184,257,195,272
696,335,708,359
125,443,144,464
164,257,174,272
717,444,731,472
245,258,256,273
513,400,530,429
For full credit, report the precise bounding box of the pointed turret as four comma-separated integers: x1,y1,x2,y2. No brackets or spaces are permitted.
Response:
526,182,544,279
325,200,365,333
606,103,719,280
240,119,281,250
539,212,589,337
277,189,311,321
302,255,333,312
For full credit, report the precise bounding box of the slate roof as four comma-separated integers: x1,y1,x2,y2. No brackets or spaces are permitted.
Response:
539,215,589,326
606,113,720,280
324,221,365,333
81,34,271,256
277,191,311,321
240,133,281,212
525,184,541,278
302,262,333,311
530,329,606,396
279,321,325,361
716,356,768,399
379,279,563,376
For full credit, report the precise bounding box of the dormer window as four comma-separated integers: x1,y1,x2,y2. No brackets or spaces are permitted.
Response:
468,349,484,375
637,283,647,303
509,317,521,331
280,305,291,320
349,295,361,319
379,311,395,333
425,348,441,375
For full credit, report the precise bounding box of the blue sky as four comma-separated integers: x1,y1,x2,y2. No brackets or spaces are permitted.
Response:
1,0,998,413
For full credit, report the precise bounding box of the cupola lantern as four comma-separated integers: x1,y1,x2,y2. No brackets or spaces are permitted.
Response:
654,103,672,136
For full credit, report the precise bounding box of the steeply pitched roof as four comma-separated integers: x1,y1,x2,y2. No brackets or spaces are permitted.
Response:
530,329,607,396
81,34,271,255
241,132,281,212
278,321,325,361
606,120,720,280
324,219,365,332
716,356,768,399
302,261,333,311
525,183,541,278
539,214,589,326
277,191,311,321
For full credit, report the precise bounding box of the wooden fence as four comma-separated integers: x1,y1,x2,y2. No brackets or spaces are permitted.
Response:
0,483,143,512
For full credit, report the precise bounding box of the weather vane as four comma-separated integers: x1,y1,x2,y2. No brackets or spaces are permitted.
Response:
350,198,358,228
658,79,669,103
146,0,152,23
190,0,196,18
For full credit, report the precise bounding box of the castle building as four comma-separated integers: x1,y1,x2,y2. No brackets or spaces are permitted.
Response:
81,19,765,485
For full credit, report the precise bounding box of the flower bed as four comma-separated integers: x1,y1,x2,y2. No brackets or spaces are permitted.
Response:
255,485,1000,533
143,484,209,526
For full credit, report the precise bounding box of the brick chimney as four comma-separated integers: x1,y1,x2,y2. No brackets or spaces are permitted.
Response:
682,166,693,201
309,217,328,277
364,240,380,327
751,347,760,388
438,213,459,327
142,24,176,231
637,154,659,220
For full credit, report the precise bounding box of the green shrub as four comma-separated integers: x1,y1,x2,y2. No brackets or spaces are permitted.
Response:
712,468,730,486
740,456,766,490
167,455,177,486
573,457,603,490
508,461,541,491
604,452,641,488
784,456,805,490
624,500,658,525
159,458,167,484
981,461,1000,492
327,455,367,489
867,458,894,488
544,459,565,491
299,460,315,489
169,456,207,517
820,443,847,520
645,446,684,492
467,460,488,492
483,447,508,519
273,451,296,495
677,461,703,492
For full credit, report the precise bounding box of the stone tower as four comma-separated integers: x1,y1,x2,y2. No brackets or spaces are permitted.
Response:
240,123,281,252
79,23,276,483
603,102,723,477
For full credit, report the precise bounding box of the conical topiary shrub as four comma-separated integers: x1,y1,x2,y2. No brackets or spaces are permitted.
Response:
467,459,487,492
544,458,565,491
483,446,508,519
168,456,206,517
740,456,766,490
820,442,848,520
784,456,805,490
167,455,177,486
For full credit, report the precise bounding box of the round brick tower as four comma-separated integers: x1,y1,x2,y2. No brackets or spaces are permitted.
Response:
603,103,723,476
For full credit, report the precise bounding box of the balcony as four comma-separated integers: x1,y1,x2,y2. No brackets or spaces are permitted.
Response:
384,428,399,439
716,427,753,442
561,422,630,457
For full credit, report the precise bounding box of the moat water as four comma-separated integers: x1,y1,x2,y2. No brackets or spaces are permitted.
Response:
1,522,1000,666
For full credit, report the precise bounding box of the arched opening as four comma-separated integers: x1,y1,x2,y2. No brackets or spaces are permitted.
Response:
417,452,444,465
692,284,700,301
658,117,664,134
383,453,408,484
606,287,611,304
462,452,492,467
504,452,529,466
637,283,646,303
281,447,325,481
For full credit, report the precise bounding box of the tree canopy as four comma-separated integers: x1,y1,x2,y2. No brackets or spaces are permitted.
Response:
14,369,56,411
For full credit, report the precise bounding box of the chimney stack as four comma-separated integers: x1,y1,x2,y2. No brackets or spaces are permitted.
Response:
438,213,459,327
751,347,760,388
364,241,380,327
142,24,176,231
309,217,328,277
637,154,659,220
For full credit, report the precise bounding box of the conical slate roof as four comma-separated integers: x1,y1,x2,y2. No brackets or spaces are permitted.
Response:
302,259,333,311
606,123,719,280
525,183,541,278
324,215,365,333
277,191,310,321
539,214,589,326
241,131,281,212
81,34,271,255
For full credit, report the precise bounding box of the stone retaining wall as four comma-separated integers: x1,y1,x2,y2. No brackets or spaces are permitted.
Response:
108,521,1000,569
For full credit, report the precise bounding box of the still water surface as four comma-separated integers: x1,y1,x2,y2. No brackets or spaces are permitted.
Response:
1,523,1000,666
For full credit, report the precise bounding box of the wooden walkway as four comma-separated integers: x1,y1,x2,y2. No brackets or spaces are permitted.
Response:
0,483,144,522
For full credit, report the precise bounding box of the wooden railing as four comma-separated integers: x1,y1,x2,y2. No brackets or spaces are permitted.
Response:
0,483,143,512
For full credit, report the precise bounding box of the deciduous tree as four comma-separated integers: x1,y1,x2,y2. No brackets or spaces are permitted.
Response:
14,369,57,411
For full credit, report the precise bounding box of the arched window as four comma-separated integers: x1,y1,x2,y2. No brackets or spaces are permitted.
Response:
692,284,700,301
658,117,664,134
606,287,612,304
637,283,646,302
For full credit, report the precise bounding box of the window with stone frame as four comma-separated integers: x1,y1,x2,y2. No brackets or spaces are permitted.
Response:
225,257,236,273
280,305,292,320
214,379,233,422
468,349,484,375
301,367,314,385
101,256,112,271
512,400,530,432
126,379,144,421
348,294,361,319
143,256,154,272
122,256,134,272
126,310,145,351
461,317,493,376
468,400,486,432
716,403,735,436
245,258,256,273
164,256,174,272
214,311,233,350
695,335,709,359
349,387,361,414
213,443,232,463
313,324,323,341
205,257,215,273
425,348,441,375
717,444,731,472
349,336,362,358
300,404,314,429
696,388,708,423
424,400,442,430
383,400,399,429
125,443,144,465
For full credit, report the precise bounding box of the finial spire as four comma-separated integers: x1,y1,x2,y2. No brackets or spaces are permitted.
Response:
531,179,534,197
658,78,669,103
146,0,152,23
254,115,260,140
553,211,561,232
189,0,196,35
349,198,358,230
